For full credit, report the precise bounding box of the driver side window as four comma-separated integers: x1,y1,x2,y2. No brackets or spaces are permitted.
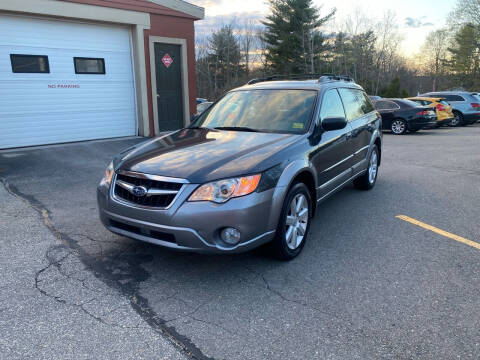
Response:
320,89,346,120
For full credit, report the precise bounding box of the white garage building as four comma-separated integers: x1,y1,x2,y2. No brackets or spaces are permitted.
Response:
0,15,137,148
0,0,203,149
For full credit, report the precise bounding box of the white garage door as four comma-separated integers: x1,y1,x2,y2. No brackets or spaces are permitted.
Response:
0,15,137,149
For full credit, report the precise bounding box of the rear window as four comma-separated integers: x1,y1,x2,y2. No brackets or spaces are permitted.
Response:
374,101,399,110
441,94,465,102
397,99,422,108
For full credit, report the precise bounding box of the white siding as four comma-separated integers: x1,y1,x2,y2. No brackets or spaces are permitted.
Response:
0,15,136,149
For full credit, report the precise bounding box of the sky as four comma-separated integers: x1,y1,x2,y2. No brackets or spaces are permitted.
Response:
189,0,456,56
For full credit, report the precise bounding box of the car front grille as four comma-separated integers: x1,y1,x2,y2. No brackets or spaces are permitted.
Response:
113,172,183,209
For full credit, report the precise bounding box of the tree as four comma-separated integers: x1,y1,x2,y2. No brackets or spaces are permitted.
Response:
380,76,409,98
261,0,335,74
421,29,449,91
447,24,480,89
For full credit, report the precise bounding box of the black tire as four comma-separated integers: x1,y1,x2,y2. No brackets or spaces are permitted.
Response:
353,145,379,191
390,119,407,135
451,111,463,127
270,183,312,260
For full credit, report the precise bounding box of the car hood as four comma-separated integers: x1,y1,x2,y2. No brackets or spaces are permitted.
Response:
115,128,299,183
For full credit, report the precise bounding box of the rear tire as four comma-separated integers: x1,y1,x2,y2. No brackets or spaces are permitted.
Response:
270,183,312,261
451,111,463,127
353,145,379,191
391,119,407,135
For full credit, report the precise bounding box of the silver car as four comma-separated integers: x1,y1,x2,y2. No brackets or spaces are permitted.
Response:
420,91,480,126
98,75,382,259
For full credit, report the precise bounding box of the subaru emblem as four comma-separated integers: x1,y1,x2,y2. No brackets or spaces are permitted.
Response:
131,185,148,197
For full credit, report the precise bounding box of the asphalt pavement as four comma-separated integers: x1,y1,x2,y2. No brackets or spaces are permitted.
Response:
1,124,479,359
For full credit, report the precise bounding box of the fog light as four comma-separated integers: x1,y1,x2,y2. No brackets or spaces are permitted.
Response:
220,227,241,245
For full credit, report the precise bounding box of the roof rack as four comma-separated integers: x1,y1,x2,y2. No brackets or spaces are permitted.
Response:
247,73,325,85
318,74,354,83
247,73,354,85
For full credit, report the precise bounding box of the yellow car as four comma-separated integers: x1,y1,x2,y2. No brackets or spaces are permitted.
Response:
406,97,454,126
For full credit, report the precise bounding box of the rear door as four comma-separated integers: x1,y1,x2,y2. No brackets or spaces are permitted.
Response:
338,88,377,174
312,88,353,199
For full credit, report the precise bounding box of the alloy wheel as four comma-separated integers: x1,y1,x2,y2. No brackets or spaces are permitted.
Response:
391,120,406,134
451,114,460,126
285,194,309,250
368,150,378,184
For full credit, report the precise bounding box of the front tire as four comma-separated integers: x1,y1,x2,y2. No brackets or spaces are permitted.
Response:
391,119,407,135
353,145,379,190
270,183,312,260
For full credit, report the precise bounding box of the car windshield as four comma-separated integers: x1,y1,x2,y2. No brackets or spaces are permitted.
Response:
192,89,317,134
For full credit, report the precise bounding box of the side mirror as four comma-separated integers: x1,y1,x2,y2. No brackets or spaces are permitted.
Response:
321,117,347,131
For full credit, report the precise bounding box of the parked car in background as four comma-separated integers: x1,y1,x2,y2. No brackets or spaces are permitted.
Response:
419,91,480,126
196,98,208,104
191,101,213,122
196,101,213,116
406,97,454,127
373,98,437,135
98,74,382,260
369,95,382,101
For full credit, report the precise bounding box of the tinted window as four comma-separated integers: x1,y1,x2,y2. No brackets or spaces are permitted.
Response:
359,92,375,114
320,89,345,120
10,54,49,73
374,100,398,110
194,90,317,134
338,88,365,121
429,94,465,102
396,99,422,108
74,57,105,74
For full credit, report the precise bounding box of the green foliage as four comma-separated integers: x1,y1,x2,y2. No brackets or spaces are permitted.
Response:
261,0,335,74
380,77,409,98
446,24,480,89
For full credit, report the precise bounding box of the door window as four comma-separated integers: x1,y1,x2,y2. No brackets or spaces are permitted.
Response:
320,89,346,120
338,88,371,120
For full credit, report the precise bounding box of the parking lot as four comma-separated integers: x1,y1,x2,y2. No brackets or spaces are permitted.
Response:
1,124,480,359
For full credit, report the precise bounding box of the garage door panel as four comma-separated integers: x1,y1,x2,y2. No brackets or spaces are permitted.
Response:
0,15,136,149
0,110,136,148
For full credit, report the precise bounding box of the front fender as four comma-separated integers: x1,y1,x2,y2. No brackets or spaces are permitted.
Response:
267,160,317,231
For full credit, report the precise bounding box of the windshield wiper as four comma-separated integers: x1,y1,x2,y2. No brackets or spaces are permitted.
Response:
214,126,259,132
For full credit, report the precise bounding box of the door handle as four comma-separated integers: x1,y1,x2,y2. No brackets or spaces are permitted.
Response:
346,131,353,139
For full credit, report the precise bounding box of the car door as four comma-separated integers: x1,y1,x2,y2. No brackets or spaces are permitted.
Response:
338,88,377,174
311,88,353,199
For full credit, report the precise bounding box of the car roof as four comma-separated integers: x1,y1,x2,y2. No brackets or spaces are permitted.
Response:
237,79,364,92
408,97,443,101
423,91,470,95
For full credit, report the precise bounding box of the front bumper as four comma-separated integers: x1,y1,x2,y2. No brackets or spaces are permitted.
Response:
97,183,278,254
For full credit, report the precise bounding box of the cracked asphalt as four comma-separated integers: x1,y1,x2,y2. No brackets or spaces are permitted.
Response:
1,124,479,359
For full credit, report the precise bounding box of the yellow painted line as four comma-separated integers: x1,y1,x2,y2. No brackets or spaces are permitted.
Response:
396,215,480,250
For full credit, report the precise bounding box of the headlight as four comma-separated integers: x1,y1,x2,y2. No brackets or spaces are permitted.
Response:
99,161,114,187
189,174,261,203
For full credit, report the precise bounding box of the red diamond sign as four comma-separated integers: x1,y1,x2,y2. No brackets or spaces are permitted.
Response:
162,53,173,68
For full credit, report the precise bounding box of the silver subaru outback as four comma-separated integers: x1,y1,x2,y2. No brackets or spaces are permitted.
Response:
97,75,382,259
